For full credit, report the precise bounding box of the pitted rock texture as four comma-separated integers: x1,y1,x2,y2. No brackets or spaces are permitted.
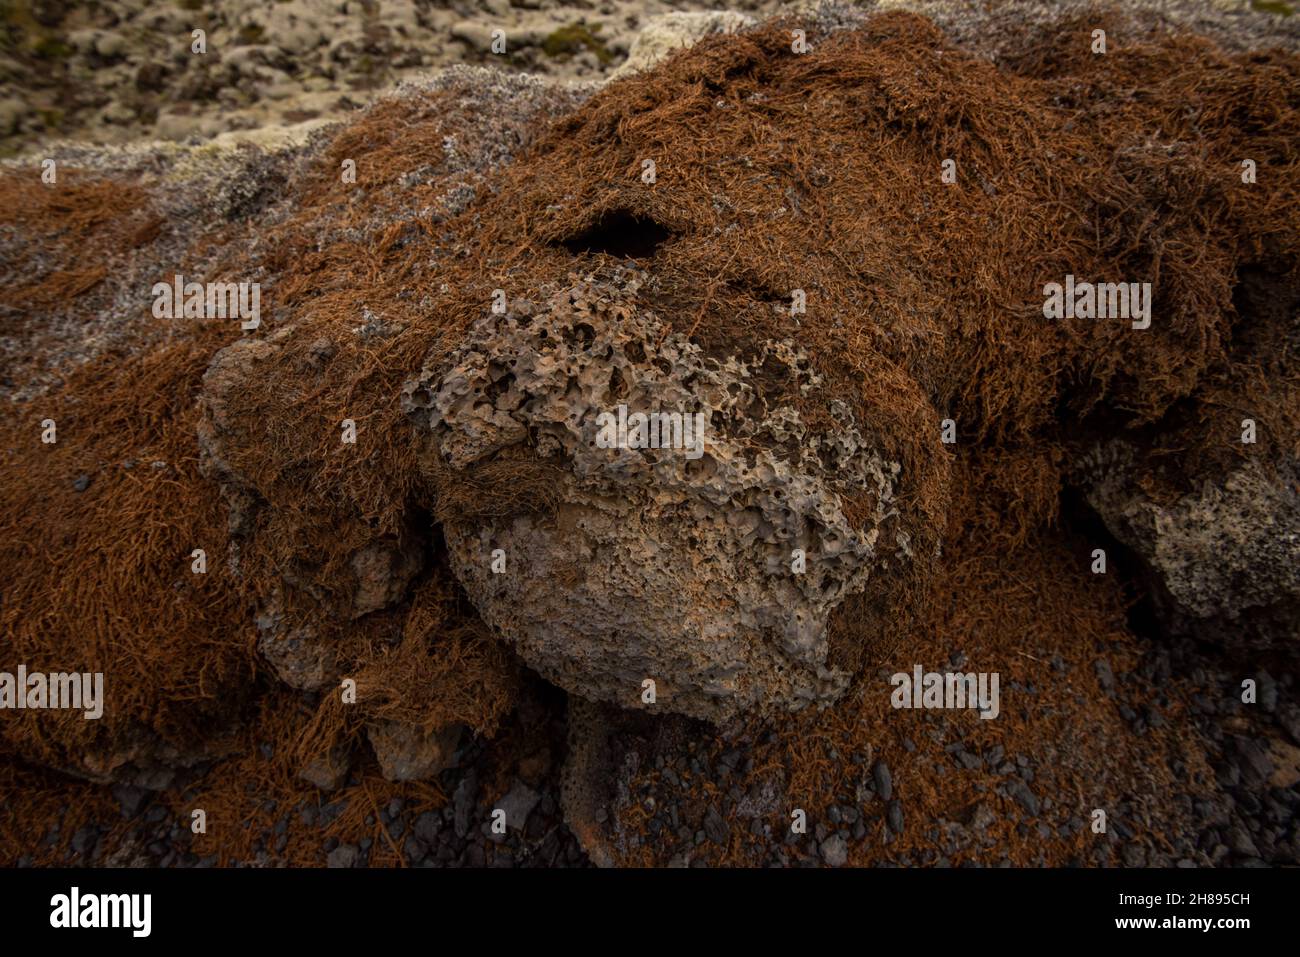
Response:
1081,445,1300,652
404,269,911,721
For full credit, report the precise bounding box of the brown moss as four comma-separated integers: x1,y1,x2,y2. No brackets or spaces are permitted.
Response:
0,5,1295,866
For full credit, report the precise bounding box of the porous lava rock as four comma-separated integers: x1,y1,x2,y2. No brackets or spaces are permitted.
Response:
404,268,917,721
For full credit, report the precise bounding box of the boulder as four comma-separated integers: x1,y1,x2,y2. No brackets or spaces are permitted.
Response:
404,268,914,721
1081,445,1300,653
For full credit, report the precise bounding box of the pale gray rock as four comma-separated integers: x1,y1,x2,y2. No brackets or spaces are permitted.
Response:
1082,445,1300,652
610,11,757,80
326,844,358,868
496,780,542,831
820,833,848,867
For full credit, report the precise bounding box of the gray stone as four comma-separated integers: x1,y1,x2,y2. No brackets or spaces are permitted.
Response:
1227,736,1274,787
886,800,904,835
820,833,848,867
1257,671,1279,712
112,784,148,818
298,748,352,791
1094,659,1115,694
366,721,462,783
964,802,996,831
873,761,893,801
496,780,541,831
414,811,442,844
453,771,478,838
1226,826,1259,858
327,844,358,868
1007,780,1040,816
1081,448,1300,653
349,540,424,618
703,806,729,845
257,613,334,692
70,826,99,858
403,835,427,863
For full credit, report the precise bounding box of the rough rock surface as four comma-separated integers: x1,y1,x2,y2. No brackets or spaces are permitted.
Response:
257,613,335,692
350,541,424,619
610,11,757,79
365,721,463,783
1082,447,1300,652
404,268,911,721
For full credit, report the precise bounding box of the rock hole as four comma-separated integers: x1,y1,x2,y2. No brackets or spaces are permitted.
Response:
558,209,674,259
608,366,628,401
685,453,718,480
484,372,515,404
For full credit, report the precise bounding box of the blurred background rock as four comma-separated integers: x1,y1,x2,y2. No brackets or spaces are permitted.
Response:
0,0,802,153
